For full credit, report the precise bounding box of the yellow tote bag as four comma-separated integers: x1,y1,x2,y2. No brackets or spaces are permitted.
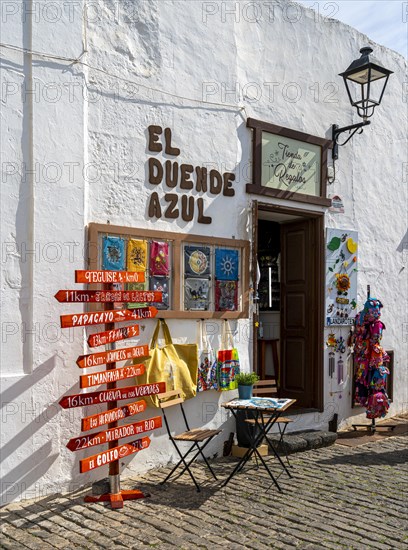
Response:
134,319,198,407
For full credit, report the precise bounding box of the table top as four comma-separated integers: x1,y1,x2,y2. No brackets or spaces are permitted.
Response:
221,397,296,413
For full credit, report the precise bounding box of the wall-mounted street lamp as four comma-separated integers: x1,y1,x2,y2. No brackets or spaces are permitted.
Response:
331,47,393,169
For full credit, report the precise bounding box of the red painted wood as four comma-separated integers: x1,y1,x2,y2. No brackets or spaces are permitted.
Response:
60,307,158,328
108,493,124,509
75,270,145,284
59,382,166,409
77,344,149,369
80,363,145,389
67,416,162,451
87,325,140,348
80,436,150,473
84,489,146,504
55,290,162,303
81,399,147,431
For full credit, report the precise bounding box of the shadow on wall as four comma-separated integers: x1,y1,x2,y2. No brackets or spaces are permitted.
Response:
0,357,60,505
0,442,59,505
397,228,408,253
0,357,59,464
0,356,56,414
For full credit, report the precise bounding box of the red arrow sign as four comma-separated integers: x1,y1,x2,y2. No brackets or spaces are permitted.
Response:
55,290,162,303
81,399,147,431
67,416,162,451
87,325,140,348
80,436,150,473
80,363,145,389
59,382,166,409
75,270,145,284
60,307,158,328
77,344,149,369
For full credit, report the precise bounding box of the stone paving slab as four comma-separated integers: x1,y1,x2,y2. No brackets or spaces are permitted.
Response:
336,414,408,448
1,435,407,549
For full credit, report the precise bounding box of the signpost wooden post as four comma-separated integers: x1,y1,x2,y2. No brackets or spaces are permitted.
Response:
56,269,164,509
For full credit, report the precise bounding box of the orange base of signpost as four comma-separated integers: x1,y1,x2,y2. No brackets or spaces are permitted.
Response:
84,489,149,508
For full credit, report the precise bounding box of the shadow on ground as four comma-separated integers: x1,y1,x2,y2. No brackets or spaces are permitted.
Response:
318,447,408,466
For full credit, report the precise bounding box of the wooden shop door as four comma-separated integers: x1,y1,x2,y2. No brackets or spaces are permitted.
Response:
280,219,316,408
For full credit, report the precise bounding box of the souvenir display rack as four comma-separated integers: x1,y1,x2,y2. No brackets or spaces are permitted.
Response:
351,286,396,434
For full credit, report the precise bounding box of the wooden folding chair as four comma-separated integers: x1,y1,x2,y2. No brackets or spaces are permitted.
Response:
245,379,294,467
158,389,221,492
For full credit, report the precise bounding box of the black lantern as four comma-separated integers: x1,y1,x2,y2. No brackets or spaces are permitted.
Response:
340,47,393,120
331,47,393,163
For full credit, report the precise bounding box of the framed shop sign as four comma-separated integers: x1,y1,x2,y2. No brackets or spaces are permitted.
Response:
246,118,332,207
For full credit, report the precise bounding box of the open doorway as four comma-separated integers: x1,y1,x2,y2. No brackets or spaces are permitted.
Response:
254,203,324,411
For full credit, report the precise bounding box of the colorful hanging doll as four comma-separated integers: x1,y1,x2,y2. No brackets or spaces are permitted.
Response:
352,298,390,419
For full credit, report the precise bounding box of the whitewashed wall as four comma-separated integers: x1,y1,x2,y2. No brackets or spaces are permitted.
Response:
1,0,407,504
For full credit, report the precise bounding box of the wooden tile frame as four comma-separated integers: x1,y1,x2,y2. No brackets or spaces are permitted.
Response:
87,223,250,319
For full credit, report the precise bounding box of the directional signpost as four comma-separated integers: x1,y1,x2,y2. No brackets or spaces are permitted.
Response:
80,436,151,474
60,306,158,328
66,417,162,452
56,268,164,509
75,270,146,284
55,290,162,303
76,345,149,369
87,324,140,348
79,364,146,389
59,382,166,409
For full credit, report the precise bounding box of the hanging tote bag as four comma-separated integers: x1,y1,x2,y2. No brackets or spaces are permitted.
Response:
134,319,198,407
217,321,240,391
197,321,218,391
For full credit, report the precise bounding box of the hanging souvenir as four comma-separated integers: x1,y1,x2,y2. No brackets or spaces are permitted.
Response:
352,297,390,419
184,278,210,311
150,241,170,276
215,249,239,281
215,280,238,311
184,245,211,278
337,357,344,385
127,239,147,272
217,321,240,391
335,336,346,354
325,228,358,326
150,276,169,309
127,282,147,309
326,333,337,347
102,236,125,271
197,321,218,391
328,351,335,378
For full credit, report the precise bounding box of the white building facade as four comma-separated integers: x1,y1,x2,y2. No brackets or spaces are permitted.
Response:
1,0,407,504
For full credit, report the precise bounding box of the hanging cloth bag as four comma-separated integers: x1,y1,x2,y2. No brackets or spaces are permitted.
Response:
217,321,240,391
134,319,198,406
197,321,218,391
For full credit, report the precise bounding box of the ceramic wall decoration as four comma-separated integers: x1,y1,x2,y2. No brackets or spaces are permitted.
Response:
325,228,358,326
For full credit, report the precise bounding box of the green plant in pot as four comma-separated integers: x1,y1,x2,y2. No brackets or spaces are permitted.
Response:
235,372,260,399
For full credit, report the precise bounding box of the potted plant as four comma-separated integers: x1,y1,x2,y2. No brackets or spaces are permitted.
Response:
234,372,260,447
235,372,260,399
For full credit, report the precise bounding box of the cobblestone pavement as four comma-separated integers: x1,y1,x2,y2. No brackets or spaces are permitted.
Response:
1,435,407,549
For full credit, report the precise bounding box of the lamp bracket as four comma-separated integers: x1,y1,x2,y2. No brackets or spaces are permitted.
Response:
332,120,371,160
